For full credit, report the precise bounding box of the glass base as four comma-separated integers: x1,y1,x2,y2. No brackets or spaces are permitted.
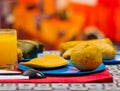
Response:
0,64,16,70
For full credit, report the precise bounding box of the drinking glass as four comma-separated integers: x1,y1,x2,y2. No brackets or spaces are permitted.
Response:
0,29,17,70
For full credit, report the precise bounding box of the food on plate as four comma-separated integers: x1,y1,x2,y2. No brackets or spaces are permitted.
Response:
60,38,114,54
89,38,113,45
78,40,116,60
20,54,69,68
62,47,73,59
71,42,102,71
92,41,116,59
17,48,23,60
17,40,44,59
61,38,116,59
60,41,81,54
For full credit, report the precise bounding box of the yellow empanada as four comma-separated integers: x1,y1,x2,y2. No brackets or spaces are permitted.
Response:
20,54,69,68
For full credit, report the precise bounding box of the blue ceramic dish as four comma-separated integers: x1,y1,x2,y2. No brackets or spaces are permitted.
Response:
18,59,105,75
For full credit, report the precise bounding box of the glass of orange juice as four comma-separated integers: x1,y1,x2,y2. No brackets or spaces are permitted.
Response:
0,29,17,70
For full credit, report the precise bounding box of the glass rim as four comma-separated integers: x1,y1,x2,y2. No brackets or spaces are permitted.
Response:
0,29,16,34
0,29,16,31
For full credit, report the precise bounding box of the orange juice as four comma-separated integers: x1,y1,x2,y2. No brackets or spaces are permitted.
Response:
0,29,17,70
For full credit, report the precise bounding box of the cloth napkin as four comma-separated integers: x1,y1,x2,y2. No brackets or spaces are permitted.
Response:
0,69,113,83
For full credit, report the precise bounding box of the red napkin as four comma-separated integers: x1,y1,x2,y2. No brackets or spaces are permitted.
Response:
0,69,113,83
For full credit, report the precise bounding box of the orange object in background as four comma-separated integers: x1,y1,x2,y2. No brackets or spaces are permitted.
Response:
40,14,85,49
2,0,120,50
43,0,55,15
13,0,40,39
18,0,39,6
12,0,85,50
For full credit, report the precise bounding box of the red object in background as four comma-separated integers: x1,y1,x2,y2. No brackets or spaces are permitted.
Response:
86,0,118,41
99,0,119,7
98,0,119,42
69,0,120,43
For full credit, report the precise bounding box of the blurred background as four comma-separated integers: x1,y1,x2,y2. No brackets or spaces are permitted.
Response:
0,0,120,50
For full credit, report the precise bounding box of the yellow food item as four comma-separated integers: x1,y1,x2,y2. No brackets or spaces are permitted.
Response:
60,38,113,54
92,41,116,59
20,54,69,68
60,41,81,54
71,43,102,71
62,48,73,59
60,38,116,59
17,48,23,60
87,38,113,45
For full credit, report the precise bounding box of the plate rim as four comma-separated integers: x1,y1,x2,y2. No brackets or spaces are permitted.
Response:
18,63,105,75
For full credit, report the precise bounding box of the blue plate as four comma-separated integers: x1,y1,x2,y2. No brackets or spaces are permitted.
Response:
18,59,105,75
103,52,120,64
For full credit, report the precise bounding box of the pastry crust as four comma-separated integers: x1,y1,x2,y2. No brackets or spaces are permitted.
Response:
71,42,102,71
61,38,116,59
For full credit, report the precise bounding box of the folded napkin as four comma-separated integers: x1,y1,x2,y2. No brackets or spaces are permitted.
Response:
0,69,113,83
